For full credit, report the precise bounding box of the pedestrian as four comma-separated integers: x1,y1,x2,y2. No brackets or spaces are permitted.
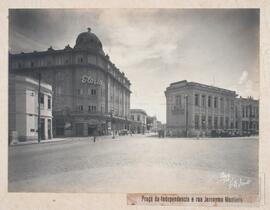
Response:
93,128,98,143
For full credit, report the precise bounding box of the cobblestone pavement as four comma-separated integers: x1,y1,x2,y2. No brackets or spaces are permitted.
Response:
8,135,259,194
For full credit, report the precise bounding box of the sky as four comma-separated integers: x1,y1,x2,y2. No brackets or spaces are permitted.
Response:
9,9,259,123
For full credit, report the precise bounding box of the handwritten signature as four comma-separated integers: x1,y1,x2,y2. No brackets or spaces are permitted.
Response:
218,172,251,189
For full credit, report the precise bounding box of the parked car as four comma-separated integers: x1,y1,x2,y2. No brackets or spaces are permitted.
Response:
119,129,129,136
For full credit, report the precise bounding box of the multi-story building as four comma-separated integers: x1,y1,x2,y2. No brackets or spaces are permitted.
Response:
165,80,259,137
146,116,158,132
9,75,53,143
236,97,259,135
130,109,147,134
9,28,131,137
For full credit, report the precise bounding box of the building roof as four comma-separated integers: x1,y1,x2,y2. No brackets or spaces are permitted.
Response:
166,80,236,96
74,28,104,55
9,74,52,92
130,109,147,115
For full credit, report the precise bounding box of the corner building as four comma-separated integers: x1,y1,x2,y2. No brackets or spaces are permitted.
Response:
9,75,53,142
130,109,147,134
165,80,259,137
10,28,131,137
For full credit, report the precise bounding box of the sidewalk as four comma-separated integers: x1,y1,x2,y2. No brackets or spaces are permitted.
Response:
9,135,116,146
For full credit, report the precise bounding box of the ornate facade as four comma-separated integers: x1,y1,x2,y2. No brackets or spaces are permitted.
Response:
165,80,259,137
9,28,131,137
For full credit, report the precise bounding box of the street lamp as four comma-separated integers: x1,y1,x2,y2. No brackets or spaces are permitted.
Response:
110,109,115,139
185,95,188,137
37,70,41,143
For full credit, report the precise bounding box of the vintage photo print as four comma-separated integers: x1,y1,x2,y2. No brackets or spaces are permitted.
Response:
8,8,260,206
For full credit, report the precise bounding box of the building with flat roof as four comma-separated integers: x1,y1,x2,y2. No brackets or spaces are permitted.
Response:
130,109,147,134
165,80,259,137
9,75,53,143
9,28,131,137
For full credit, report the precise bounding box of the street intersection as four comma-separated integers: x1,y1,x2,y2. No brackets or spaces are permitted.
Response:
9,134,258,194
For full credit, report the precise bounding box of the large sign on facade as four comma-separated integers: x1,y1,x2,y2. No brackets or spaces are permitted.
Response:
81,75,103,86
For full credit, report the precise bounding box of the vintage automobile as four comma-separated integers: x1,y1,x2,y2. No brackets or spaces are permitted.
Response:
118,129,129,136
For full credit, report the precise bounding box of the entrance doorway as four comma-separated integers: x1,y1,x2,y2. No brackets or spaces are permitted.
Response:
75,123,84,136
40,118,45,140
88,126,96,136
48,119,52,139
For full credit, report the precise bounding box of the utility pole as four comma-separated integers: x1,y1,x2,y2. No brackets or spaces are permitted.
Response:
37,71,41,143
185,95,188,137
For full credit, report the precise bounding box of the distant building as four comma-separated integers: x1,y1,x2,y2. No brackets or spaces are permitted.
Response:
165,80,259,137
156,120,162,131
9,28,131,137
9,75,53,142
236,97,259,135
146,116,158,132
130,109,147,134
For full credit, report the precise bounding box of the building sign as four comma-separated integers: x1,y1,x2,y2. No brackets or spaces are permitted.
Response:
81,75,103,86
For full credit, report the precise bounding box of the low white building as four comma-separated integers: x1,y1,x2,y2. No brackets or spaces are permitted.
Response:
9,75,53,143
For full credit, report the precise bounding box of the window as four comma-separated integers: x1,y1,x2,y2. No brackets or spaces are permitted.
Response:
242,105,245,117
176,95,181,105
131,115,134,120
214,97,218,108
242,121,246,130
31,61,34,67
77,57,83,63
230,122,234,129
201,115,206,129
91,89,96,95
208,96,212,107
56,87,62,95
48,96,51,109
208,116,212,129
137,115,140,121
195,115,200,129
214,116,218,129
225,117,229,129
78,89,83,95
220,98,224,110
226,99,230,110
88,105,96,112
40,93,44,109
202,95,206,107
195,94,199,106
79,105,83,111
220,117,224,129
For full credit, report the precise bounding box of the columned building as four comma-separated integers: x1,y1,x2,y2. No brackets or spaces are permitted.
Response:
165,80,259,137
9,28,131,137
9,75,53,142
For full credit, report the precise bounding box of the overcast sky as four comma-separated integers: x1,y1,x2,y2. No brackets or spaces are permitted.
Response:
9,9,259,123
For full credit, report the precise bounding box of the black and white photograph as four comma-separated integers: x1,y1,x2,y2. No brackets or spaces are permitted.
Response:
8,8,260,205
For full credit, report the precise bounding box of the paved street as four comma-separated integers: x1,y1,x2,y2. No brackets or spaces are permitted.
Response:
9,135,258,194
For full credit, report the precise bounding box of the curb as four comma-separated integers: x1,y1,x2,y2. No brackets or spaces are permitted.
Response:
9,135,115,147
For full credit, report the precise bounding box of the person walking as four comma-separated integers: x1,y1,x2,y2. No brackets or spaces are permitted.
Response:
93,128,98,143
